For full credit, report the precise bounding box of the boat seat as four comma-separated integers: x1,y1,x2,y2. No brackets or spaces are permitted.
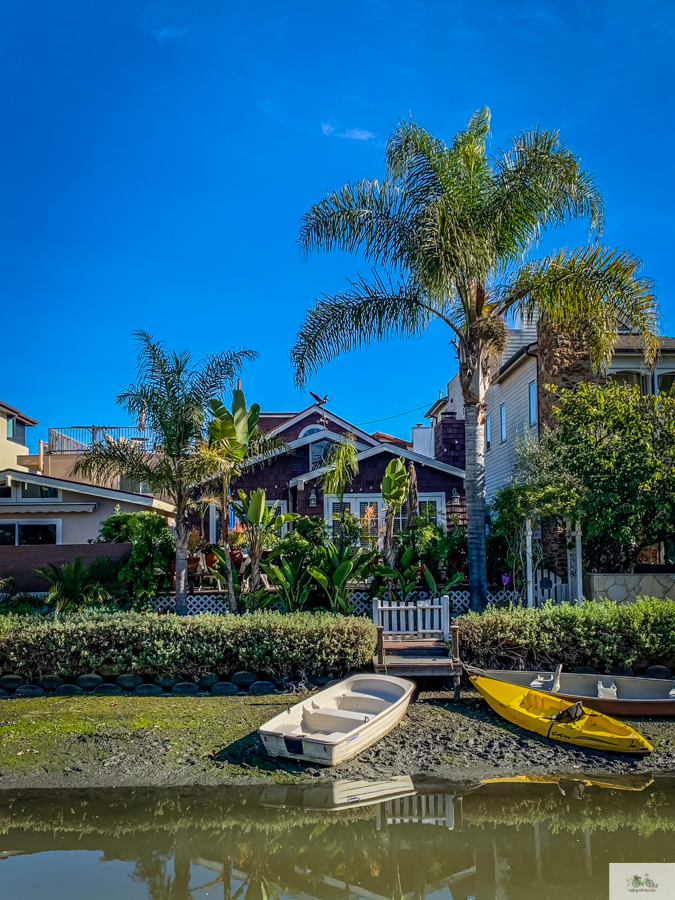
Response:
302,706,370,734
335,692,389,715
598,678,618,699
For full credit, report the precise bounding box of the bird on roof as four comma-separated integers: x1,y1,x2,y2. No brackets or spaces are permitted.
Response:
310,391,329,406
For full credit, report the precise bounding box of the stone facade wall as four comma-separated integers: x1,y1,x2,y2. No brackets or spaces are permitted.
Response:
536,321,607,430
584,573,675,603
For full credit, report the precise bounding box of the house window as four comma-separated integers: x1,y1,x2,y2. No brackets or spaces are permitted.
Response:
6,416,14,439
0,486,11,500
5,416,25,444
310,440,331,470
485,414,491,450
659,372,675,394
300,425,323,438
0,522,59,545
359,501,379,537
21,483,58,500
500,403,506,442
528,381,537,426
394,502,409,532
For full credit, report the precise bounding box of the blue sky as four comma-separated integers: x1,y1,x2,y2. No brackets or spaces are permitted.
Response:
1,0,673,450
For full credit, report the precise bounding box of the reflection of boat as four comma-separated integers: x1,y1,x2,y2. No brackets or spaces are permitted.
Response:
469,673,653,755
260,777,416,811
481,773,654,792
376,792,456,830
258,674,415,765
472,667,675,716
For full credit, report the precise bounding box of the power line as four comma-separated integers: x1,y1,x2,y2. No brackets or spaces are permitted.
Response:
356,403,431,426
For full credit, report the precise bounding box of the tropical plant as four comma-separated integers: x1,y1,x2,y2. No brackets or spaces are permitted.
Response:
72,331,255,615
98,510,175,600
381,457,408,567
262,553,313,612
0,573,17,597
320,432,359,553
192,388,286,612
291,109,658,609
208,545,270,611
232,488,299,592
397,517,468,580
35,556,123,613
307,542,378,613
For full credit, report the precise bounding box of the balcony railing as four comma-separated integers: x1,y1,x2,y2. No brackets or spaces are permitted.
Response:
47,426,159,454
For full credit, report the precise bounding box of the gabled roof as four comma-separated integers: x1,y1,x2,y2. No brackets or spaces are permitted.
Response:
267,405,380,446
0,400,38,427
0,468,175,515
370,431,412,449
289,443,465,488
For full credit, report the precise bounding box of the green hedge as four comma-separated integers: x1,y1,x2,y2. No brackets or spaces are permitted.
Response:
456,598,675,670
0,611,376,680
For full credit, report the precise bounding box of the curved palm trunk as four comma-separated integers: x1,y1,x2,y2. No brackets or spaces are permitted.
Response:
464,402,488,610
248,530,262,593
174,517,189,616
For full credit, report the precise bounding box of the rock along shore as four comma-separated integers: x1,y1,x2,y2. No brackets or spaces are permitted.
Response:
1,685,674,790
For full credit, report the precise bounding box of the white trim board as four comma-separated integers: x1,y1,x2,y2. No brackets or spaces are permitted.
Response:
267,406,379,447
290,443,465,488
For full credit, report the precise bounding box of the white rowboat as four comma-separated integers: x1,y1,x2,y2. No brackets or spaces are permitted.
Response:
258,674,415,766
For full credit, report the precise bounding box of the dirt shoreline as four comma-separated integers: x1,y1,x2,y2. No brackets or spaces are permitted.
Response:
1,686,674,791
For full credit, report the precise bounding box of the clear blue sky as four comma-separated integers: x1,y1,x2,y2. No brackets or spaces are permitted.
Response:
1,0,673,450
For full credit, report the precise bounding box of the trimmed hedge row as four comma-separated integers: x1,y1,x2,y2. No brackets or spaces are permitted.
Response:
456,598,675,671
0,611,376,681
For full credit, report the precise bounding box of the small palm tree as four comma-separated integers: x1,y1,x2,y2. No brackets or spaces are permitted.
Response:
72,331,256,615
320,432,358,553
191,388,287,612
291,109,658,609
35,556,121,612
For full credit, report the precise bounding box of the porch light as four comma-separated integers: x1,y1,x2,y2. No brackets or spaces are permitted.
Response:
309,488,317,507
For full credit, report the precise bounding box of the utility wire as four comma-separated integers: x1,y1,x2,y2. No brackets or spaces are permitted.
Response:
356,403,432,426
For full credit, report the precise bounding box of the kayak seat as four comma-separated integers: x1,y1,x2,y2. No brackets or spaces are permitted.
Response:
302,707,370,734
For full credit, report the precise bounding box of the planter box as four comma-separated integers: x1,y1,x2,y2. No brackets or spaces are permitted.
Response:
584,573,675,604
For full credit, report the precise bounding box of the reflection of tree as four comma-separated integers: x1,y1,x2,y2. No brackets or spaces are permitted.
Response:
131,851,174,900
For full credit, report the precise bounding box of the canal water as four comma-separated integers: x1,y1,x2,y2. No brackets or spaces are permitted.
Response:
0,774,673,899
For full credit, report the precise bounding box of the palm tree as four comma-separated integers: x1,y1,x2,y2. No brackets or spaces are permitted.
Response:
73,331,256,615
192,387,287,612
320,432,358,553
291,109,658,609
35,555,122,612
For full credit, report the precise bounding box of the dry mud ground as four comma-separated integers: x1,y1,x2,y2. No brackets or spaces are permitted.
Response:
1,684,674,789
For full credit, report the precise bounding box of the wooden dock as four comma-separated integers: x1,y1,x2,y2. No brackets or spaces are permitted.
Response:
373,624,462,698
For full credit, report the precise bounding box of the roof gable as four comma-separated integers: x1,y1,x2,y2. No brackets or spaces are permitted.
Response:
269,406,379,446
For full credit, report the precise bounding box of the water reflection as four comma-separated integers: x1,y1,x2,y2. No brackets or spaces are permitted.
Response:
0,775,673,900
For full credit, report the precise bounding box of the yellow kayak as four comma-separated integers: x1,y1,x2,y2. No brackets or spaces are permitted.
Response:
470,673,652,755
481,773,654,791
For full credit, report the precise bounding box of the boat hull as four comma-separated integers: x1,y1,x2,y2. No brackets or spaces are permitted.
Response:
478,668,675,717
259,674,415,766
470,674,653,755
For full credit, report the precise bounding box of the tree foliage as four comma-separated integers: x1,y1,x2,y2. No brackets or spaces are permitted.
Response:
99,511,175,599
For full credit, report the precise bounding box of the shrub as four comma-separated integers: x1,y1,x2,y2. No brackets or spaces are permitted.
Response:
0,610,376,680
456,598,675,671
98,511,175,598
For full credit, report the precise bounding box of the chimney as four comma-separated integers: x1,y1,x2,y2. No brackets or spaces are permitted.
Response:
434,412,465,469
411,423,434,458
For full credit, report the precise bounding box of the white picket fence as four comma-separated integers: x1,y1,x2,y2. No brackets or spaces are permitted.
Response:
377,793,455,830
372,596,450,641
534,568,569,606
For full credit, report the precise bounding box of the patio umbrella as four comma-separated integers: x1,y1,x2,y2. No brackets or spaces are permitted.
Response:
406,462,418,529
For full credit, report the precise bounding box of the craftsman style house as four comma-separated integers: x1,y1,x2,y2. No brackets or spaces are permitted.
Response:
211,403,467,541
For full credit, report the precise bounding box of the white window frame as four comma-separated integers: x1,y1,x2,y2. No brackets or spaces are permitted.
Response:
266,499,289,535
500,403,506,443
0,519,63,545
485,413,491,451
299,425,324,438
323,492,446,535
528,380,537,427
0,483,62,503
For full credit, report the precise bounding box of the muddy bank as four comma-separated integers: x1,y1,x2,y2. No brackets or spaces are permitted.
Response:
1,685,674,790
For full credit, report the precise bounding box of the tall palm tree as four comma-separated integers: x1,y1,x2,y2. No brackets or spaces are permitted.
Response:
291,109,658,609
321,432,358,553
73,331,256,615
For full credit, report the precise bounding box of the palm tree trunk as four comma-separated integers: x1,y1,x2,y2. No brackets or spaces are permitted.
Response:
222,475,238,613
174,517,189,616
249,532,262,593
464,402,488,610
383,509,395,568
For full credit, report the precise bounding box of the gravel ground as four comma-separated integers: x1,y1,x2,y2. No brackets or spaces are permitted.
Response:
0,684,674,789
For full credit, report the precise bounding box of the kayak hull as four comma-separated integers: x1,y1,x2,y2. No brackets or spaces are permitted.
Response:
470,674,653,755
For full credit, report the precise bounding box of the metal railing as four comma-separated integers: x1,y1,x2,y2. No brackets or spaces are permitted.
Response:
47,426,158,454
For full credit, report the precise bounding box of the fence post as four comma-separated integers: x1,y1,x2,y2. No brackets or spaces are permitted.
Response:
372,597,380,627
441,595,450,641
574,520,583,603
525,517,534,608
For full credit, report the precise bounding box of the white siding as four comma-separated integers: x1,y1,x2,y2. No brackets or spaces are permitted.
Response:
444,373,465,419
501,318,538,363
484,356,538,502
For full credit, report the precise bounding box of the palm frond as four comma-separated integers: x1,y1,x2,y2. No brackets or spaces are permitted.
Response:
489,127,604,260
71,438,178,502
298,178,416,268
500,245,659,367
290,273,437,387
